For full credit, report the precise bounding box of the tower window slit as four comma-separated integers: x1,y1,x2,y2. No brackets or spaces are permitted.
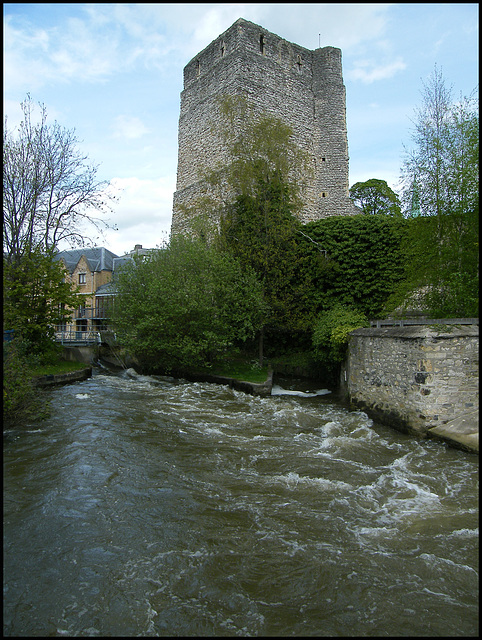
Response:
260,34,265,54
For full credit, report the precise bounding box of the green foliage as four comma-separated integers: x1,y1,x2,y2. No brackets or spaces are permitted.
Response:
297,215,408,318
220,179,308,334
386,213,479,317
113,236,267,373
3,340,50,429
312,305,369,370
398,67,478,317
214,95,310,207
349,178,402,216
3,247,78,356
214,99,317,358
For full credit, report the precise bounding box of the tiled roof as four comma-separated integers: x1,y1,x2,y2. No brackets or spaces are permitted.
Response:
54,247,119,274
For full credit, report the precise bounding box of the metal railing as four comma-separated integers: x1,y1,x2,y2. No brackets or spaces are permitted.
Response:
72,306,113,320
54,330,101,345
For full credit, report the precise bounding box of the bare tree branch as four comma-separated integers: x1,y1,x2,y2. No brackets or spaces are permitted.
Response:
3,95,118,264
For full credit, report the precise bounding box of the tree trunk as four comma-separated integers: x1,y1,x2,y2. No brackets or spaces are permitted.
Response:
258,327,264,368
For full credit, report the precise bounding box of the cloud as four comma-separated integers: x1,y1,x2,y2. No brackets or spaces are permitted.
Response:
112,115,150,140
347,57,407,83
4,3,397,94
99,176,175,255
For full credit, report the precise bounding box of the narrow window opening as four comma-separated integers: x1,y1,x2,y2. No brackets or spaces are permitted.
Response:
259,34,265,54
221,42,225,57
296,55,302,72
196,60,201,77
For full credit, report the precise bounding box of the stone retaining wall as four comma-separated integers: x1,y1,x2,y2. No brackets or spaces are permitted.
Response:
34,368,92,388
344,325,479,436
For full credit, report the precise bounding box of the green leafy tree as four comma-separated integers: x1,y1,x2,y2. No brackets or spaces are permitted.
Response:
399,67,478,316
312,304,369,372
3,339,51,429
349,178,402,216
113,236,267,373
212,98,312,359
3,247,78,357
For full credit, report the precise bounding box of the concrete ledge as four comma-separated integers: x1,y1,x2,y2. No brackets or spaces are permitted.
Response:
34,367,92,388
428,410,479,453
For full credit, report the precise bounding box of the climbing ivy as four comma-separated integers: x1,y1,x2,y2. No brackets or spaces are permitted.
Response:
296,215,408,319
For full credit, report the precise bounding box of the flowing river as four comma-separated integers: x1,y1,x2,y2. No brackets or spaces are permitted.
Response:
3,368,478,637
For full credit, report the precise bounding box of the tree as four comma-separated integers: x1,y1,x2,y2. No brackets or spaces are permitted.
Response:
3,95,115,264
3,247,79,356
399,67,478,316
312,304,369,374
3,95,117,355
113,236,267,373
349,178,401,216
212,98,311,360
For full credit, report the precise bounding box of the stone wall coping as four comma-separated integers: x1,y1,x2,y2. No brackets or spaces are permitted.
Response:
350,325,479,340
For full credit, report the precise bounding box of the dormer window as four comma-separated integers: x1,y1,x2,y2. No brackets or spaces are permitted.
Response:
78,273,86,284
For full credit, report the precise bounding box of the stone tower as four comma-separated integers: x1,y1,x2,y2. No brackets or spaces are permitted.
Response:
171,18,358,235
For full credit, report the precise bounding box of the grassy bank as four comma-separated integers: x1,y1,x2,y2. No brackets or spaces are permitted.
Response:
194,353,269,384
30,360,90,377
209,361,269,383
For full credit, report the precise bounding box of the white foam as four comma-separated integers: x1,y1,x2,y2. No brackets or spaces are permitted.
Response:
271,385,331,397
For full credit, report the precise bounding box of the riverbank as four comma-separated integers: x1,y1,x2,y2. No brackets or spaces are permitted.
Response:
34,367,92,388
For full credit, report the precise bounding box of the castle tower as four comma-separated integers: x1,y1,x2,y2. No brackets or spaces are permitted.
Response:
171,18,358,236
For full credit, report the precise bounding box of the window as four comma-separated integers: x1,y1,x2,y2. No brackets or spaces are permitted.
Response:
221,41,225,57
259,34,265,54
196,60,201,77
296,55,302,72
79,273,86,284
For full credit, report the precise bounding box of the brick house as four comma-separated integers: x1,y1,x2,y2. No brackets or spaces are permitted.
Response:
54,247,119,340
54,244,155,341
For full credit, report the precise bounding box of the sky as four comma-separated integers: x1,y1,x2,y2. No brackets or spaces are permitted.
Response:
3,3,479,257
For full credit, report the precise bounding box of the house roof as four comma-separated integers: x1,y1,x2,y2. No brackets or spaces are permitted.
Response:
54,247,119,274
95,281,117,296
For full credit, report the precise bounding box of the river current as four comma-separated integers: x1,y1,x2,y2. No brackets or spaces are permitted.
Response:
3,368,478,637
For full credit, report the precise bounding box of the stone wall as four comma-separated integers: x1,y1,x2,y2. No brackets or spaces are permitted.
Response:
172,18,358,236
344,325,479,435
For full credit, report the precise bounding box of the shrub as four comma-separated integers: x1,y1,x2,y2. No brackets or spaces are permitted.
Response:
312,305,369,370
3,340,49,429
